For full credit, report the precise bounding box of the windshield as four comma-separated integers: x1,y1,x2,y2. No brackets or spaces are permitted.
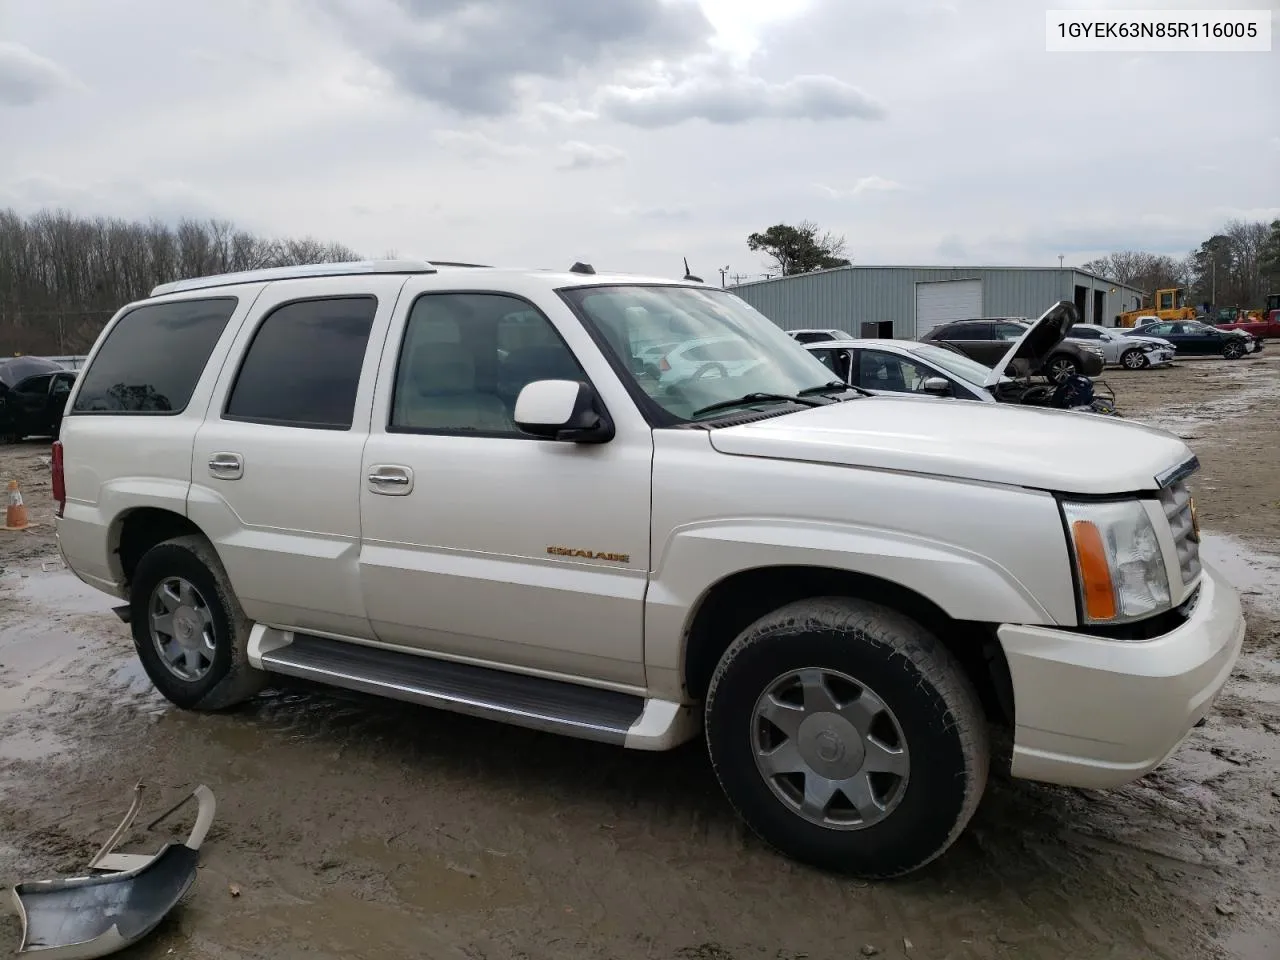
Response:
560,284,844,421
909,342,1008,386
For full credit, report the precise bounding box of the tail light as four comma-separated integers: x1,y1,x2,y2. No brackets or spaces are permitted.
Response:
51,440,66,518
659,356,671,372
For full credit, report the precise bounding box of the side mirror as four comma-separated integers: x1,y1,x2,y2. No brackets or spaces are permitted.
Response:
921,376,951,394
514,379,614,443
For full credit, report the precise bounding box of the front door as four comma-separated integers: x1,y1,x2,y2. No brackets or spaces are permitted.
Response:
358,287,653,687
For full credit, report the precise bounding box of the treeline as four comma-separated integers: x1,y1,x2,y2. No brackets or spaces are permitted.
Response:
0,209,362,356
1083,218,1280,310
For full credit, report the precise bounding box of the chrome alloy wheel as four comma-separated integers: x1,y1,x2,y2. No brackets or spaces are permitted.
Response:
751,668,910,830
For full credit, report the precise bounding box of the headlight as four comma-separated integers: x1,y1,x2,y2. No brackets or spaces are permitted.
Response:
1141,342,1159,352
1061,499,1171,625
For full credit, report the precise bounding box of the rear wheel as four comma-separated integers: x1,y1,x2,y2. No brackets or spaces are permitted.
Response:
705,597,988,878
1120,348,1147,370
1223,340,1245,359
1044,354,1078,382
129,534,267,710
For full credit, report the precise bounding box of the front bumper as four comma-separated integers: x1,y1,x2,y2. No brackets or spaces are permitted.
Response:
998,562,1244,790
1146,349,1175,366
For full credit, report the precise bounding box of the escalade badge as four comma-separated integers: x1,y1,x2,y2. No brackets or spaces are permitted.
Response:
547,546,631,564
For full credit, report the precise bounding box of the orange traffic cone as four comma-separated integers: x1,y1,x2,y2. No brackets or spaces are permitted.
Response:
4,479,29,531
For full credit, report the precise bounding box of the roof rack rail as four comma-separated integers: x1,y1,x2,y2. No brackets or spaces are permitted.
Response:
149,259,437,297
429,260,492,268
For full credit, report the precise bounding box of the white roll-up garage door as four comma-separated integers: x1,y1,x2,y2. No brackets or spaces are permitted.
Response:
914,279,983,338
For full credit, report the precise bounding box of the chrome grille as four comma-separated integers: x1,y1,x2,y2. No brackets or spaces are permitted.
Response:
1158,477,1201,585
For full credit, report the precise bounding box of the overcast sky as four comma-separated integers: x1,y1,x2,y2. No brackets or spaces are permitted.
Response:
1,0,1276,281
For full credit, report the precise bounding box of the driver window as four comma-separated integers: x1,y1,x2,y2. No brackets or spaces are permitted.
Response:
993,323,1025,341
17,374,53,396
858,351,933,393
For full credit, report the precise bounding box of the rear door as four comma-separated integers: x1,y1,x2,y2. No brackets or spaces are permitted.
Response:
187,276,405,640
936,323,999,364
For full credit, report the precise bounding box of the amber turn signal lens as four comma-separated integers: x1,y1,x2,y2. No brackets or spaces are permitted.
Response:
1071,519,1116,621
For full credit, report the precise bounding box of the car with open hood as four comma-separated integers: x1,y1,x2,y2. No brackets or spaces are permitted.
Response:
54,260,1243,881
805,304,1116,412
922,311,1105,382
0,356,77,442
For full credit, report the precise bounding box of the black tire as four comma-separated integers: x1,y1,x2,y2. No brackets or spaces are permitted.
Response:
1119,348,1147,370
129,534,267,710
1044,355,1079,382
1223,340,1245,359
705,597,988,879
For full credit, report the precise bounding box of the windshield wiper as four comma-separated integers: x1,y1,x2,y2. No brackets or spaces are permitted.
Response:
798,380,874,398
691,392,826,419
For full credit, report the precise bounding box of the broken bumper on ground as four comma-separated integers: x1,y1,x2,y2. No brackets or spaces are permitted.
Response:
997,562,1244,790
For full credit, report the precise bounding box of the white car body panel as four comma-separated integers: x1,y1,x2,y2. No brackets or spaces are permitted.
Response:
707,395,1189,495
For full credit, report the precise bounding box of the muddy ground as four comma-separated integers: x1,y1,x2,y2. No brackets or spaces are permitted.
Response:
1,354,1277,960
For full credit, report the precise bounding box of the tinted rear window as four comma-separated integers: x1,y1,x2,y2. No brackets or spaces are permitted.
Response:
224,296,377,429
71,298,238,414
940,324,990,340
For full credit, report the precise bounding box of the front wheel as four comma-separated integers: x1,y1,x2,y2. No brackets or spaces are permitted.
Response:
1044,354,1078,382
1223,340,1246,359
705,597,988,878
1120,348,1147,370
129,534,267,710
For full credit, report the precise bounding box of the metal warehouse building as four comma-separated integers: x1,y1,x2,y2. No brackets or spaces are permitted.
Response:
728,266,1145,340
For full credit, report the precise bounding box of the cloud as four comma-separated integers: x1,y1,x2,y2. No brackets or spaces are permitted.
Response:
559,140,627,170
816,176,905,199
533,102,599,124
0,42,81,106
430,128,536,160
597,67,886,128
609,203,694,221
0,174,223,223
319,0,713,116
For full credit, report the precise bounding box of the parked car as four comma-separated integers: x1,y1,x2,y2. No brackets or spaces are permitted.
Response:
805,304,1116,413
54,260,1243,880
1134,319,1261,359
0,356,77,442
786,328,855,344
654,335,769,386
922,317,1105,382
1065,323,1175,369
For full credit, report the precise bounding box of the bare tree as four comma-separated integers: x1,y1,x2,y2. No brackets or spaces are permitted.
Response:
0,207,362,355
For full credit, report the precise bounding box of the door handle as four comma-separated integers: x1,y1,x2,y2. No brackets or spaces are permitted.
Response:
208,452,243,480
367,465,413,495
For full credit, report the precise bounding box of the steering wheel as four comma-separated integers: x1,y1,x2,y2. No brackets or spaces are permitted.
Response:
692,361,729,380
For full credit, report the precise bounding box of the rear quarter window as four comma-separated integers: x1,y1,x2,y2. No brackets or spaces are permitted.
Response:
71,297,239,414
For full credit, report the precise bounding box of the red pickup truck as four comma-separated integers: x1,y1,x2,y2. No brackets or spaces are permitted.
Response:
1215,298,1280,340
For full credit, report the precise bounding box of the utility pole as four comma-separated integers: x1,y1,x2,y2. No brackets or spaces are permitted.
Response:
1058,255,1064,268
718,266,730,287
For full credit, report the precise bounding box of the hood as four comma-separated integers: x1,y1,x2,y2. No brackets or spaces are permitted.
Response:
0,356,65,389
707,395,1191,495
982,300,1079,387
1127,334,1173,348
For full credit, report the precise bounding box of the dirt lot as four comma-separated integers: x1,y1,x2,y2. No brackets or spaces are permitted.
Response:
1,354,1278,960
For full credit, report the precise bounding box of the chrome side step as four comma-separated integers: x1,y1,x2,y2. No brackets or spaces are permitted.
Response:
248,627,699,750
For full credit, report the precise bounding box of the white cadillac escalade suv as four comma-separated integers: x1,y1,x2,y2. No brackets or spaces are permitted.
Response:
52,260,1244,879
